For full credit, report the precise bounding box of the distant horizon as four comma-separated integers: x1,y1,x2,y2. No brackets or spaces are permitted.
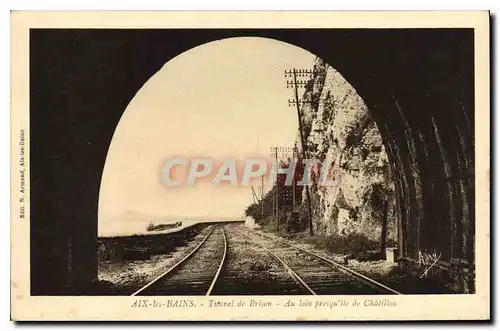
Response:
98,210,245,236
98,214,244,237
107,209,244,220
98,37,316,236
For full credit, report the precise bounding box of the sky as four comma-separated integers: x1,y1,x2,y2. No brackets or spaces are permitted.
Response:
98,37,317,236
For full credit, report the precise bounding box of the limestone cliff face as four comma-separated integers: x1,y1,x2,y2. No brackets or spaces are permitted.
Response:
298,59,397,242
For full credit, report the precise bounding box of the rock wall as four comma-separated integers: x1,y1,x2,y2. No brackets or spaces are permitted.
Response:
298,59,397,243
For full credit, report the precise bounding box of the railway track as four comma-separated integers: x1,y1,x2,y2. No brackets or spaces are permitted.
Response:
211,225,311,295
132,225,227,296
236,225,402,295
130,223,400,296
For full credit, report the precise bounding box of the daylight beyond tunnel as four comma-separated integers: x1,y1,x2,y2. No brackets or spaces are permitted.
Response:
97,35,475,294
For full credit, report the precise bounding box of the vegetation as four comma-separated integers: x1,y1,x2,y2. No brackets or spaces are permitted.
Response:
300,232,380,260
244,188,276,222
146,222,156,232
243,160,386,260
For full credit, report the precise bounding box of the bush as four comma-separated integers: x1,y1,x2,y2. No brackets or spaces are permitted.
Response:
301,232,379,258
286,212,303,234
260,216,288,236
301,235,331,249
146,222,155,232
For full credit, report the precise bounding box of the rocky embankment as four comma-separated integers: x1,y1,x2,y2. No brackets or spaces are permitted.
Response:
298,58,396,243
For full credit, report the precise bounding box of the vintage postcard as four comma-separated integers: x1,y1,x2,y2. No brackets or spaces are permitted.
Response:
11,11,490,321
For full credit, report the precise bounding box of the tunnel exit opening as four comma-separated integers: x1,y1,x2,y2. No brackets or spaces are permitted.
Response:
29,30,475,295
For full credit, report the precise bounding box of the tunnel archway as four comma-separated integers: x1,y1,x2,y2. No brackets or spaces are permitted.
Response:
98,35,475,291
30,29,475,295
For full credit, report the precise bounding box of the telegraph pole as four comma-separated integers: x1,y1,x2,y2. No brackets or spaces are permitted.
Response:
292,147,296,210
260,175,264,217
286,68,315,236
251,186,259,204
271,186,275,220
274,147,280,232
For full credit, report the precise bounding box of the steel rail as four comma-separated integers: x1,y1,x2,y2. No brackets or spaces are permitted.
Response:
240,226,402,295
205,226,228,296
131,225,218,296
236,229,317,295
